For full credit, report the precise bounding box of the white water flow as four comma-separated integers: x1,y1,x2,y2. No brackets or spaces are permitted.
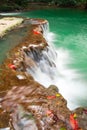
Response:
26,23,87,110
0,12,21,16
0,12,86,111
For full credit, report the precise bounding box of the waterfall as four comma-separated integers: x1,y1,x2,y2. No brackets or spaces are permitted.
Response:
20,22,57,86
40,22,49,39
24,22,68,102
20,22,86,110
26,45,57,86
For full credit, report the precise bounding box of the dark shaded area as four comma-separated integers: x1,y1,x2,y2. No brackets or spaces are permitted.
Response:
0,0,87,12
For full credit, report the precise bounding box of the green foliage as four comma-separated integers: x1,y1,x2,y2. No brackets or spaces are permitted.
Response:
75,0,87,5
48,0,87,7
14,0,28,6
0,0,87,11
0,4,14,11
56,0,76,6
0,3,21,12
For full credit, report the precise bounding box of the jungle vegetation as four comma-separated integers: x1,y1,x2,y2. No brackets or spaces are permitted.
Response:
0,0,87,12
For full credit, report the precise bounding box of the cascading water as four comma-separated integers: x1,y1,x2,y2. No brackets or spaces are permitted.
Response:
40,22,49,39
24,22,87,110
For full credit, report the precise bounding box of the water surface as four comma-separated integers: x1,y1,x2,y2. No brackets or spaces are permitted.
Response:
0,25,28,64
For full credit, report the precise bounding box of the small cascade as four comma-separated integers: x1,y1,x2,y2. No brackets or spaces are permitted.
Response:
28,18,49,39
21,45,57,82
12,19,58,83
27,22,58,84
40,22,49,39
11,20,58,86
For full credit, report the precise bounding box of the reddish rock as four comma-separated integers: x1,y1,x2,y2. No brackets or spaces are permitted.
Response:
1,84,72,130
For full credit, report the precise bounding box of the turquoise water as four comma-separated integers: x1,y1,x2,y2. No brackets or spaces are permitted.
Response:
0,26,28,64
0,9,87,109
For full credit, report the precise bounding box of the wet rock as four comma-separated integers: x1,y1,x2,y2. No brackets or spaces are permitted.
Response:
27,18,48,26
11,39,56,77
74,107,87,130
0,108,10,128
1,84,72,130
47,85,59,93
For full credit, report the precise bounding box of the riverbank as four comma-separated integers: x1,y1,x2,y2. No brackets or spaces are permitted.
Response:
0,18,87,130
0,17,23,37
